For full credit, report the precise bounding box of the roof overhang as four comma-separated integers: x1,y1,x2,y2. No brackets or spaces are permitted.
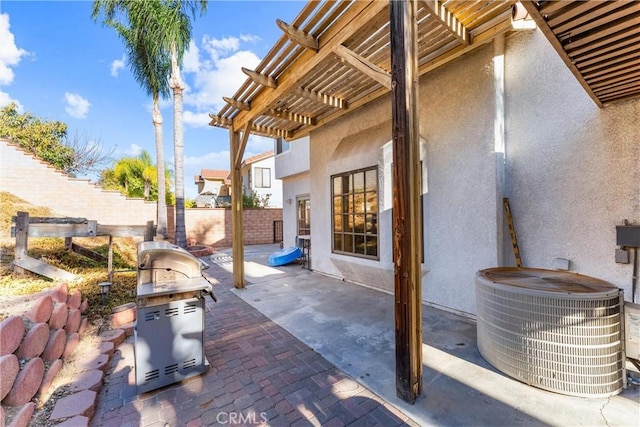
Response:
521,0,640,107
210,0,640,140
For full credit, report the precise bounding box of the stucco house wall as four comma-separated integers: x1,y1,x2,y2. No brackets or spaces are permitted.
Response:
275,137,311,248
308,43,501,314
242,155,283,208
504,30,640,300
297,27,639,317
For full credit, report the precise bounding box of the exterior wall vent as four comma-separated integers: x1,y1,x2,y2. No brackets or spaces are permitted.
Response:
476,267,624,398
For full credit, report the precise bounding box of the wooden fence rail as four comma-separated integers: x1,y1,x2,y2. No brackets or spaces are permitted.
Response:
11,211,155,281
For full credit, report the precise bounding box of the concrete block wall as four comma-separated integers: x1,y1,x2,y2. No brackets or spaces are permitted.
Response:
0,139,156,226
168,208,283,248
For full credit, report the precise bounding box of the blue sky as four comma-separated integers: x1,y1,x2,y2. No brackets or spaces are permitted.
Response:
0,0,303,198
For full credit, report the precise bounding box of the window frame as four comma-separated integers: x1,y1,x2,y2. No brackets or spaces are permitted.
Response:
275,137,290,155
253,167,271,188
297,195,310,236
331,166,379,260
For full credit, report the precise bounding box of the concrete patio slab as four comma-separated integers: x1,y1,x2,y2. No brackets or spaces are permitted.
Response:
223,244,640,427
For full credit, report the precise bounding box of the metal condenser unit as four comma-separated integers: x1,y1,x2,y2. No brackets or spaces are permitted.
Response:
134,241,214,393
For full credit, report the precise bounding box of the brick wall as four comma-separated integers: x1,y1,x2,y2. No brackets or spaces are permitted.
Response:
168,207,283,248
0,139,156,225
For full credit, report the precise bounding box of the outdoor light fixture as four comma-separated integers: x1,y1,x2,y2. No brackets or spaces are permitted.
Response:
99,281,112,305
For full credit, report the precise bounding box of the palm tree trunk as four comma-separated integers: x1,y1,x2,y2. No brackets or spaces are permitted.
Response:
153,95,168,238
170,46,187,248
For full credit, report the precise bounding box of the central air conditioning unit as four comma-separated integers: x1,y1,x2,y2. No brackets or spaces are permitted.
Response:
476,267,624,398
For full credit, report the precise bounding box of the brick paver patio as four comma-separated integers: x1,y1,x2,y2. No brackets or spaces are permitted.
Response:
91,259,418,427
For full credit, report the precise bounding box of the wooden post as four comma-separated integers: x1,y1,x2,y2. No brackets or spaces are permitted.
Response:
144,221,155,242
107,235,114,283
390,0,423,404
230,130,245,288
65,237,73,250
13,211,29,276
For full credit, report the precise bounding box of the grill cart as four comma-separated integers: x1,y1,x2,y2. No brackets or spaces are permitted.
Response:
134,241,214,393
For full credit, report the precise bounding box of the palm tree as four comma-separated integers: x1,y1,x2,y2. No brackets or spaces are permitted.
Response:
112,150,157,199
92,0,207,247
154,0,207,248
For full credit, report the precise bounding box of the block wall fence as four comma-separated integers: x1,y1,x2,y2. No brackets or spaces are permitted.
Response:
1,139,281,246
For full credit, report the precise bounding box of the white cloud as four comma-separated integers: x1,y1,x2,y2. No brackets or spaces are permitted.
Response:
126,144,143,156
185,50,260,112
240,34,261,44
183,40,200,74
246,135,274,154
64,92,91,119
183,110,211,128
110,55,125,77
0,13,28,89
184,150,231,170
181,34,261,121
203,35,240,59
0,92,22,109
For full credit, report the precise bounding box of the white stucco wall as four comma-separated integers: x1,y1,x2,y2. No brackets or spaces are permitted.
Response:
281,173,311,248
419,45,503,315
308,43,502,313
244,156,283,208
287,27,639,316
275,136,310,179
200,179,223,195
505,31,640,300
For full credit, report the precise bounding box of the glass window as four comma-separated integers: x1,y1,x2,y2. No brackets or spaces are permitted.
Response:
276,137,290,154
331,166,378,258
297,197,310,236
254,167,271,188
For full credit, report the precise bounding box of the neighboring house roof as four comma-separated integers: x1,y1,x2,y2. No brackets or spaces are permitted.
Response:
242,151,274,167
195,169,231,184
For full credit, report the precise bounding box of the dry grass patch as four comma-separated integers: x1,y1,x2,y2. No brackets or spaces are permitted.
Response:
0,192,138,321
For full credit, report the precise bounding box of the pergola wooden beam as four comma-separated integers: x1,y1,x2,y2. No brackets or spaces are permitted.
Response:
250,123,293,139
265,109,316,126
231,0,388,132
421,0,470,45
294,87,348,109
288,13,514,141
277,18,319,52
334,44,392,90
234,122,252,169
223,96,251,111
210,113,290,138
242,67,278,88
209,114,232,126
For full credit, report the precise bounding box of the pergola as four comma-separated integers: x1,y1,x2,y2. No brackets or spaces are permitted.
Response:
208,0,640,403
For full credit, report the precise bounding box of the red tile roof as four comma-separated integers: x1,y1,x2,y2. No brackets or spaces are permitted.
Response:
195,169,231,183
242,151,274,166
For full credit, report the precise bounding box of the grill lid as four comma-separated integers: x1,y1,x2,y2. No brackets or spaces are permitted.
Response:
136,241,211,298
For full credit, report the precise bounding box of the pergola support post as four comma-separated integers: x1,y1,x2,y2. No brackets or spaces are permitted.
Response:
390,0,423,404
229,129,245,288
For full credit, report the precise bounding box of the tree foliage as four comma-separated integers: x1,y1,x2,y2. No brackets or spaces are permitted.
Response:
99,150,173,202
0,102,112,176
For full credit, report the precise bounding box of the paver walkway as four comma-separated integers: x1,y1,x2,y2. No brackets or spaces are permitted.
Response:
91,257,418,427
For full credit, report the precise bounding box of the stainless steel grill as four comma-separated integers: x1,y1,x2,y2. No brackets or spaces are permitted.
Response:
476,267,624,398
134,241,213,393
